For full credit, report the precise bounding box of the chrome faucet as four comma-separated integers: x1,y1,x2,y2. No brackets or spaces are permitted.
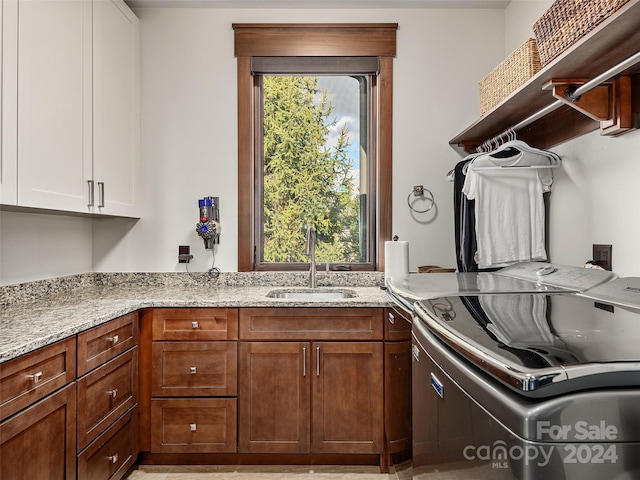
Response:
304,226,317,288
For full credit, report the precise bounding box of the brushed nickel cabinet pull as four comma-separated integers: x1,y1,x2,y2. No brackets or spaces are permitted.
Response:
190,423,197,431
87,180,95,207
28,371,43,384
97,182,105,208
108,335,119,345
191,321,199,328
316,346,320,376
190,367,197,374
107,388,118,398
302,347,307,377
106,453,118,464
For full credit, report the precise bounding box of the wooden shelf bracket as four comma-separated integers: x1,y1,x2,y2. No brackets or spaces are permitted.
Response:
544,77,634,136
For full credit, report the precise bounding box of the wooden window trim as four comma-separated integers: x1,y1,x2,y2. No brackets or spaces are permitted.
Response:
235,24,396,272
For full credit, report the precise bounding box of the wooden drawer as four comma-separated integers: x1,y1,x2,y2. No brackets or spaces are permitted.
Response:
0,337,76,421
78,312,139,376
150,398,237,453
77,406,138,480
239,308,384,341
151,342,237,397
152,308,238,341
77,347,138,450
384,307,412,342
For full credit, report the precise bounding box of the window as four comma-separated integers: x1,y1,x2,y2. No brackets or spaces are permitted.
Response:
234,24,397,272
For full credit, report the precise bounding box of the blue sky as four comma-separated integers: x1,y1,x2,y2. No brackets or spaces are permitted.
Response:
316,76,361,173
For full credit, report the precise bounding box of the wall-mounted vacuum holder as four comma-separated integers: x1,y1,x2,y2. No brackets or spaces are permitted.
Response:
196,196,220,249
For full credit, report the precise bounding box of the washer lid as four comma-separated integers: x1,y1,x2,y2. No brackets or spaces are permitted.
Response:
496,262,615,291
386,270,565,305
415,291,640,398
386,262,616,312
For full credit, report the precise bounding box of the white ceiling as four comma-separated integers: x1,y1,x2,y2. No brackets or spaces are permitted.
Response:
125,0,511,8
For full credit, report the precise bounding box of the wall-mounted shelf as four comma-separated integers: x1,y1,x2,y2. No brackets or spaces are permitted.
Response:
449,0,640,154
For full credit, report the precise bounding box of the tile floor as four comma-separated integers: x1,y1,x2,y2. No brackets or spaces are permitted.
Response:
123,465,395,480
123,461,503,480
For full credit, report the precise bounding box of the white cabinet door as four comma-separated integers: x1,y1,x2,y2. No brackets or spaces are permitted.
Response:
1,0,18,205
16,0,93,212
93,0,140,217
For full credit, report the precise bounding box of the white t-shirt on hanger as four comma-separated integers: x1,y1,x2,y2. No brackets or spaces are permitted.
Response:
462,150,553,269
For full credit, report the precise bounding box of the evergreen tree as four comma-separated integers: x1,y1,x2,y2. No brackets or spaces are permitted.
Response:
262,76,360,263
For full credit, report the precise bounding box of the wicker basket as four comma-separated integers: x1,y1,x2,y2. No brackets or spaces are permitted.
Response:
478,39,542,116
533,0,630,66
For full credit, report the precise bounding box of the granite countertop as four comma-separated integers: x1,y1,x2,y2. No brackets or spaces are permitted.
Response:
0,271,390,363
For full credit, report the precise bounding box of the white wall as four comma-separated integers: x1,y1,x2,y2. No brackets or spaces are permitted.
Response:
92,6,505,274
0,210,93,284
1,6,505,285
503,0,550,54
504,1,640,276
12,3,638,282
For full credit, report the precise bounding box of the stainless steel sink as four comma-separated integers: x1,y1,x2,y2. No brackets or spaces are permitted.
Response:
266,288,357,299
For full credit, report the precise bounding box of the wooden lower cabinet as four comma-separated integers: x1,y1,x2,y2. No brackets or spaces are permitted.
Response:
384,340,412,454
151,342,237,397
238,342,310,453
383,307,412,457
150,398,237,453
312,342,383,454
77,347,138,450
0,383,77,480
77,406,138,480
238,341,383,455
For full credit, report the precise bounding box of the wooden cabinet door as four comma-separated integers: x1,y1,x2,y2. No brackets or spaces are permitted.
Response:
384,340,412,454
312,342,383,454
16,0,92,212
0,383,76,480
238,341,310,453
92,0,140,217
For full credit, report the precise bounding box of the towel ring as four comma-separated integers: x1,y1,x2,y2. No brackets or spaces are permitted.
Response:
407,187,435,214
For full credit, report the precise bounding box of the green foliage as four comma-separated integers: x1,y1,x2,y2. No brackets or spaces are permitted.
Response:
262,76,361,264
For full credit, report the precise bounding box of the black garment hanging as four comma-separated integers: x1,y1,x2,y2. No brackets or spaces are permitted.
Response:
453,160,478,272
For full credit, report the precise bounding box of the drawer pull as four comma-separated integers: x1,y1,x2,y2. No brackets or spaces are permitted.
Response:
190,367,197,374
191,321,199,329
106,453,118,464
107,389,118,398
190,423,197,431
108,335,119,345
28,371,43,384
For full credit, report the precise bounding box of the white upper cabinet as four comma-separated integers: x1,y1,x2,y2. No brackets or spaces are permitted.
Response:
16,0,93,212
1,0,18,205
1,0,140,217
93,0,140,217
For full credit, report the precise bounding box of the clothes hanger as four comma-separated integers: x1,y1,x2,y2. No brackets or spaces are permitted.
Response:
469,128,561,171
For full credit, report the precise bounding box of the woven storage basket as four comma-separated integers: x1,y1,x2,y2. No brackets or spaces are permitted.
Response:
533,0,630,65
478,39,542,116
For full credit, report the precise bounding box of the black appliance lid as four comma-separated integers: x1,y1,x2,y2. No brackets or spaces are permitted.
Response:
414,280,640,398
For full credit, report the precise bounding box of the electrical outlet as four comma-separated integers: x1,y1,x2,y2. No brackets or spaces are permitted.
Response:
593,244,612,271
178,245,193,263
